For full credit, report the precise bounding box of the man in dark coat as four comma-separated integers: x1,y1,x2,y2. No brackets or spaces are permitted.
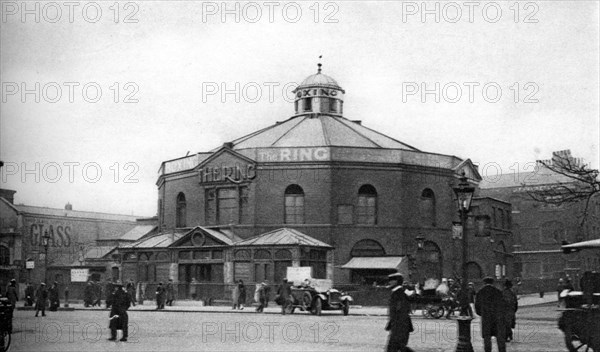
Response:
155,282,165,309
165,279,174,306
385,273,414,352
107,281,130,342
6,279,18,312
48,282,60,311
84,282,95,307
502,280,518,342
475,277,506,352
25,282,34,306
34,283,48,317
126,279,136,307
276,278,292,315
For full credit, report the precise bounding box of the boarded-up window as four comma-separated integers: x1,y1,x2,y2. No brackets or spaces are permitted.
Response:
337,205,353,225
234,262,252,282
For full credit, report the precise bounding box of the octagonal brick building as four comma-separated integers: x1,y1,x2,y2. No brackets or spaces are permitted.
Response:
125,68,511,299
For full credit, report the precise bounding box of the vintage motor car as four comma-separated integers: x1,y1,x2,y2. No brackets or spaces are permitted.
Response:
284,279,353,316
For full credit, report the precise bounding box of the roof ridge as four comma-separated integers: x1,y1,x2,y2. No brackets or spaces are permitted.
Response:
330,115,381,147
336,116,420,151
270,115,310,146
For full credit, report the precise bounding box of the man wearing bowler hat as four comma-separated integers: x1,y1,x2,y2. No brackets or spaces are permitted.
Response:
385,273,414,352
107,281,130,342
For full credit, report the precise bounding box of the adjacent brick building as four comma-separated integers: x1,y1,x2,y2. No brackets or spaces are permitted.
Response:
480,150,600,292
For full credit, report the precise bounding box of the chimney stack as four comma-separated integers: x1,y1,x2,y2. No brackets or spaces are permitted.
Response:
65,202,73,210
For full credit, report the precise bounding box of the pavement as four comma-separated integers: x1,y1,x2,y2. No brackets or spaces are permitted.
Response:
17,292,557,316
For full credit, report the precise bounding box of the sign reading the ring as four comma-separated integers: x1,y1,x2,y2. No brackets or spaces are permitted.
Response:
199,164,256,184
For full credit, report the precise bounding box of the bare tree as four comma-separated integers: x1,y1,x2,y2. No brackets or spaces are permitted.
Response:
526,151,599,226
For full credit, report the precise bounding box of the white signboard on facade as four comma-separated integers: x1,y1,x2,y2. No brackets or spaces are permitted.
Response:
26,260,35,269
71,268,89,282
286,267,313,286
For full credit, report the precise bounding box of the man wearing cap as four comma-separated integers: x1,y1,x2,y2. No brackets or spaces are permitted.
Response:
34,282,48,317
107,281,130,342
475,277,506,352
385,273,414,352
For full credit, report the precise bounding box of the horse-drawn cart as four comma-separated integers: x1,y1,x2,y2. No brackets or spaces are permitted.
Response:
558,240,600,351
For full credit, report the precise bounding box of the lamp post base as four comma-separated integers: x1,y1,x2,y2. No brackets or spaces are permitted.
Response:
455,316,474,352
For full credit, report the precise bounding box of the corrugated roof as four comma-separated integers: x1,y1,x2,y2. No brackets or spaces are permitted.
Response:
119,225,157,241
233,228,332,247
13,204,139,222
121,232,185,249
340,256,405,270
228,115,419,151
84,246,116,260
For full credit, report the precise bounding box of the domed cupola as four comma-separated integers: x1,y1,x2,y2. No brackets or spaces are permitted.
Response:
293,61,345,116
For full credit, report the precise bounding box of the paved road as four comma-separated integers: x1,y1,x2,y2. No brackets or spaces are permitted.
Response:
10,303,566,352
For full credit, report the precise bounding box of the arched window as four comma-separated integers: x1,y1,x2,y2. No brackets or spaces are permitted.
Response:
176,192,187,228
284,185,304,224
419,241,442,280
420,188,436,226
466,261,483,281
357,184,377,225
350,239,385,257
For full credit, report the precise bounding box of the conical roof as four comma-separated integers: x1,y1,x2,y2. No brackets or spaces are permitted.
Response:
227,114,419,150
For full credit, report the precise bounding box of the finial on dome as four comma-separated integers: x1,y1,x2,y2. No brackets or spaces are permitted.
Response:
317,55,322,73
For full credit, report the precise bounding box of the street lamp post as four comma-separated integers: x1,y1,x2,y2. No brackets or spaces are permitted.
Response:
42,230,51,283
452,171,475,352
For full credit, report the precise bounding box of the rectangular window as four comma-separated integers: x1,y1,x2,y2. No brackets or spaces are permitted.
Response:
329,99,337,113
218,188,237,224
357,196,376,224
285,195,304,224
337,205,353,224
304,98,312,112
206,189,216,225
240,186,250,224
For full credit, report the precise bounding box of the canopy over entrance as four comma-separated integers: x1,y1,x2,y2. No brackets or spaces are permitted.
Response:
341,256,405,270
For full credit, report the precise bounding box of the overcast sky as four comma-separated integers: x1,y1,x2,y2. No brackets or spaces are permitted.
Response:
1,1,598,216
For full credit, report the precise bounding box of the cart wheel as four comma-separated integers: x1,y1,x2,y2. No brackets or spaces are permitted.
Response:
311,298,322,316
423,307,432,318
564,325,594,352
342,300,349,316
0,330,11,352
430,306,445,319
284,303,294,315
302,292,312,312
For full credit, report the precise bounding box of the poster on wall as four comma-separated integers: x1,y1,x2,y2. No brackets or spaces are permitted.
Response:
71,268,89,282
287,266,312,286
